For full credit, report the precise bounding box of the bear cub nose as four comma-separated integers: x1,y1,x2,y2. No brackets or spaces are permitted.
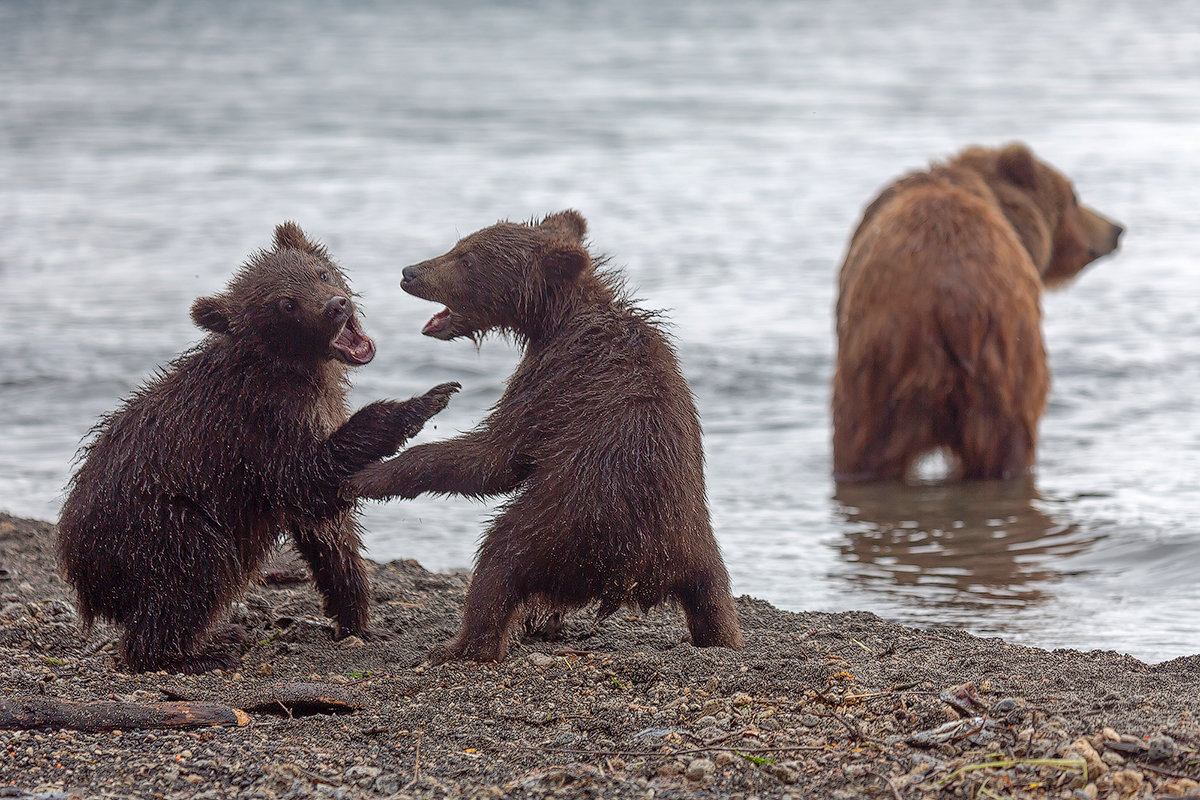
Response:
324,295,351,318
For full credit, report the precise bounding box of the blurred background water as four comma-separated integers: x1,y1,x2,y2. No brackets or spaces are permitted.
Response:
2,0,1197,662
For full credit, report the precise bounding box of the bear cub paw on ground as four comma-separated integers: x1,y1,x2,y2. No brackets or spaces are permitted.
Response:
349,210,744,663
57,222,458,674
833,142,1122,483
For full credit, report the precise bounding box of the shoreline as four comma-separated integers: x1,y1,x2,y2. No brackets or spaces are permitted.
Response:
2,511,1198,799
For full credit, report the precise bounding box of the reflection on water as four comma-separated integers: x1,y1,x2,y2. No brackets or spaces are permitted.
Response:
834,479,1102,610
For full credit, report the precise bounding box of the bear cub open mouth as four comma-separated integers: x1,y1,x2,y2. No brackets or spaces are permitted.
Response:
332,314,375,364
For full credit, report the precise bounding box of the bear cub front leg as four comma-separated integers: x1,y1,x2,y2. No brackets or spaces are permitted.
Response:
329,382,461,474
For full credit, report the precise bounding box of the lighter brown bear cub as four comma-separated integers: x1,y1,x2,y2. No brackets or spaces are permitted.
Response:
833,143,1123,483
351,210,744,663
58,223,458,673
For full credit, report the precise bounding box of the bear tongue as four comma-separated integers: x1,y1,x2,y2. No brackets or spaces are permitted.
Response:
333,315,376,365
422,308,452,337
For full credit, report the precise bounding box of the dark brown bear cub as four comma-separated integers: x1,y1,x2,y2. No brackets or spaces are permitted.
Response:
58,222,458,674
351,210,744,663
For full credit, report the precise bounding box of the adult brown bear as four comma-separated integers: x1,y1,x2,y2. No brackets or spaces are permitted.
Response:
833,143,1122,482
58,223,458,673
351,211,744,663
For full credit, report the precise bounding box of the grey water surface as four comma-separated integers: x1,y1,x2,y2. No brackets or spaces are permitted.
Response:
2,0,1198,662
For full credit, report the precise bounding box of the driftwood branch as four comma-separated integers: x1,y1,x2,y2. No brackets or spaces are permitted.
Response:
0,696,248,731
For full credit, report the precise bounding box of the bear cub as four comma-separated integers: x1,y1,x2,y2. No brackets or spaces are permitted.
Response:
351,210,744,663
833,142,1123,483
58,222,458,673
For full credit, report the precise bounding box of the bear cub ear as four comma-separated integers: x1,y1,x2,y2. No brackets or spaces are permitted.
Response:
537,210,588,243
541,241,590,285
273,221,323,254
191,295,232,334
997,143,1038,190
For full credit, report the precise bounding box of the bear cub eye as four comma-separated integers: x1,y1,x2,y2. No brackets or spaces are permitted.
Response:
318,269,332,283
279,298,298,315
460,253,475,271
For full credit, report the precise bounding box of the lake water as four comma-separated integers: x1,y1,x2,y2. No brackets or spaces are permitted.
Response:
2,0,1198,663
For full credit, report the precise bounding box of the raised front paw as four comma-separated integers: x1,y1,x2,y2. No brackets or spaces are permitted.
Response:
400,381,461,437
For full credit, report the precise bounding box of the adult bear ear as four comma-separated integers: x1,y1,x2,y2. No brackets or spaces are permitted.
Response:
190,295,231,334
540,241,590,285
272,220,327,255
997,143,1038,190
537,210,587,243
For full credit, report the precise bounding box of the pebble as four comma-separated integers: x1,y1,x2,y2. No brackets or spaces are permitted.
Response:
1100,750,1125,767
799,714,821,728
527,653,554,668
1110,769,1143,796
344,765,381,786
714,752,735,767
338,635,364,649
759,717,782,731
992,697,1017,713
1160,777,1200,796
764,763,799,784
1064,738,1107,778
685,758,714,781
1146,734,1177,761
657,762,685,777
694,715,718,728
731,693,753,706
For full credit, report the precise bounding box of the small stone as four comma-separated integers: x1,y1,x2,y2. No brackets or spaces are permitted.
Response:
799,714,820,728
339,635,365,649
759,717,781,731
704,676,719,693
178,749,193,759
764,763,798,784
1146,734,1177,761
657,762,685,777
527,653,554,668
685,758,714,781
731,693,753,706
1110,769,1143,796
1100,727,1120,742
344,765,381,787
714,752,735,767
1160,777,1200,796
694,715,718,728
701,698,724,715
1073,785,1098,800
373,775,402,794
1100,750,1125,767
257,663,273,677
1064,738,1107,778
328,674,351,685
992,698,1017,713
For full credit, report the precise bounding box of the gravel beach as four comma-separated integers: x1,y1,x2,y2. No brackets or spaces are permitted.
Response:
2,511,1198,799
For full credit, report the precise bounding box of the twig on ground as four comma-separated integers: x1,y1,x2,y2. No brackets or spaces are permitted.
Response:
1135,761,1200,780
403,730,423,791
868,769,906,800
489,741,827,760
